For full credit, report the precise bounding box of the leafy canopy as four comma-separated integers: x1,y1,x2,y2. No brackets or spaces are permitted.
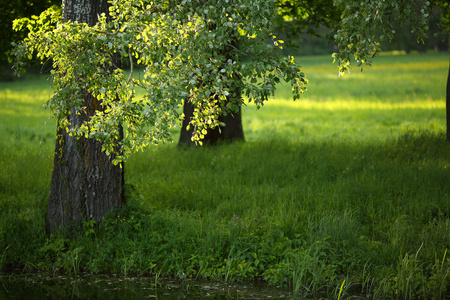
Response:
332,0,449,75
12,0,307,164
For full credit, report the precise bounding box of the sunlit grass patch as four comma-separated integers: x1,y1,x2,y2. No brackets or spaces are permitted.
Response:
288,51,448,103
0,75,54,136
260,98,445,110
243,99,445,143
241,51,447,143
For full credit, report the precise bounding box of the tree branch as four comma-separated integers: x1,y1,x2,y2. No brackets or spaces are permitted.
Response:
127,46,134,83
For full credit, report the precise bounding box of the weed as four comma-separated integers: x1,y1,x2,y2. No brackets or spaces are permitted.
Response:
427,249,450,298
82,219,97,239
120,251,135,277
65,247,83,275
396,245,426,299
335,278,347,300
0,246,8,271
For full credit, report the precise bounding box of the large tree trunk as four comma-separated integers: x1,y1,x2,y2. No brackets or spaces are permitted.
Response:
178,37,245,146
46,0,124,234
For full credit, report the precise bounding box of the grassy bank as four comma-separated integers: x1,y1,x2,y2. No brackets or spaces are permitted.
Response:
1,52,449,298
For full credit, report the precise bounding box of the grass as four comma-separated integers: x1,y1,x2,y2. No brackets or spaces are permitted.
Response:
1,51,449,298
245,52,446,143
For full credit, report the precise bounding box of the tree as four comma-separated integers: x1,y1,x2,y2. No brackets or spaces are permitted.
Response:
331,0,449,140
177,0,345,146
178,29,245,145
278,0,449,141
12,0,307,232
0,0,60,79
13,0,125,234
179,0,339,146
432,0,450,141
275,0,340,36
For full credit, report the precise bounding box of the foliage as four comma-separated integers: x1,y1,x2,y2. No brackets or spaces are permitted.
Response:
332,0,449,75
276,0,339,34
11,0,307,163
0,0,60,63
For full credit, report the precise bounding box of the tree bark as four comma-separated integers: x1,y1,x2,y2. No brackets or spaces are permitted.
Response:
178,37,245,146
46,0,124,234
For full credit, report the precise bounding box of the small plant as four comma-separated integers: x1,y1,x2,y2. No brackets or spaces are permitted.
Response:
360,260,375,295
395,246,426,299
82,219,97,239
120,252,135,277
336,278,346,300
40,234,69,259
0,246,8,271
65,247,83,275
291,244,337,297
427,249,449,298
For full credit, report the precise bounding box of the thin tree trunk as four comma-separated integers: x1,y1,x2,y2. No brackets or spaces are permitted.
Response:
446,55,449,141
46,0,124,234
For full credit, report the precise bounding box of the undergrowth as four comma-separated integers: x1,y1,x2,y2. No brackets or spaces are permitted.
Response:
2,132,449,298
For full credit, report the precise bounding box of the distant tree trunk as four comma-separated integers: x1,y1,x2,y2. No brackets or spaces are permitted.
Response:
446,58,449,141
178,94,245,146
178,37,245,146
46,0,124,234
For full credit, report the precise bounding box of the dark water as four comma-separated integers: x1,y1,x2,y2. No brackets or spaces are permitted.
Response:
0,272,293,299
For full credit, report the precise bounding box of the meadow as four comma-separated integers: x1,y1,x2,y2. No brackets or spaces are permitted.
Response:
0,52,449,298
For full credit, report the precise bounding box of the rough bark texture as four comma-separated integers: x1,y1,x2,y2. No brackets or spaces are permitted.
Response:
46,0,124,234
178,37,245,146
62,0,109,24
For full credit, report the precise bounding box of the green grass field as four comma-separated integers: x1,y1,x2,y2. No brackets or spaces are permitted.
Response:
1,52,449,298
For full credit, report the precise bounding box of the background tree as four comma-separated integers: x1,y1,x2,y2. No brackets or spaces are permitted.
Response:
332,0,449,140
178,0,340,146
276,0,339,38
12,0,307,232
432,0,450,140
0,0,59,80
178,26,245,145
